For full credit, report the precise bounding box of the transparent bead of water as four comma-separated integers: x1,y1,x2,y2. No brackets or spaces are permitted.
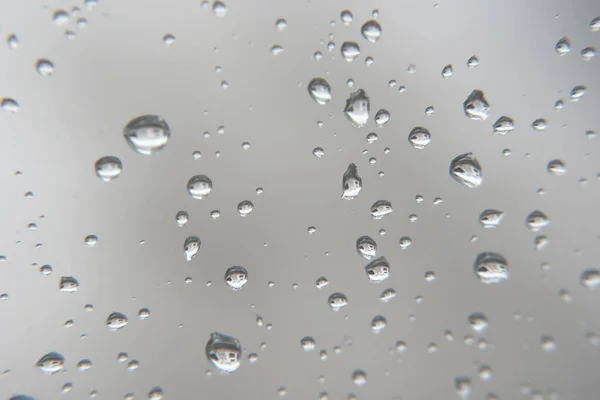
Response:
374,109,390,127
270,45,284,56
163,34,175,46
366,132,378,143
534,235,549,250
425,271,436,282
247,353,258,363
59,276,79,292
541,336,557,352
370,200,392,219
327,42,336,52
341,10,353,25
580,269,600,289
301,336,316,351
441,64,453,78
212,1,227,17
341,41,360,62
450,152,483,188
184,236,201,261
547,159,567,176
455,377,472,399
526,210,549,231
138,308,150,320
36,59,54,77
52,9,69,25
467,55,479,67
62,383,73,394
475,252,508,284
424,106,434,115
555,36,572,55
380,288,396,302
371,315,387,333
341,163,362,200
492,116,514,135
148,387,164,400
313,51,323,60
408,127,431,149
364,256,390,282
176,211,189,227
581,46,597,61
591,16,600,31
118,352,129,363
398,236,412,250
225,266,248,290
187,175,213,199
479,209,504,228
356,235,377,260
463,90,490,120
352,369,368,386
587,332,600,346
315,276,329,289
85,235,98,247
123,115,170,155
237,200,254,216
1,98,20,113
569,85,586,101
206,332,242,372
313,147,324,158
532,118,548,131
275,18,287,31
77,359,92,372
554,99,565,110
307,226,316,234
40,264,52,275
307,78,332,105
344,89,370,128
107,312,128,330
36,352,65,374
95,156,123,181
7,34,19,49
361,20,382,43
328,292,348,311
479,365,492,381
469,313,488,333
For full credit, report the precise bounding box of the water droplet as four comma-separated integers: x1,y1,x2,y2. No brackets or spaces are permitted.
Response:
315,276,329,289
352,369,368,385
569,85,586,101
587,332,600,346
370,200,393,219
187,175,213,199
308,78,332,105
555,37,571,55
356,235,377,259
7,34,19,49
118,352,129,363
123,115,170,155
94,156,123,181
425,271,436,282
237,200,254,216
554,99,565,110
366,132,378,144
547,160,567,176
35,59,54,77
361,20,382,43
36,352,64,374
107,312,128,330
492,116,514,135
138,308,150,320
374,109,390,127
475,252,508,284
379,288,396,302
176,211,189,227
468,313,488,333
364,256,390,282
408,127,431,149
328,42,336,52
450,152,483,188
270,45,284,56
479,365,492,381
526,210,549,231
225,266,248,290
455,377,472,399
206,332,242,372
424,106,435,115
344,89,371,128
247,353,258,363
84,235,98,247
61,383,73,394
184,236,201,261
1,98,20,113
328,292,348,311
463,90,490,120
581,46,597,61
479,209,504,228
399,236,412,249
300,336,316,351
40,264,52,275
442,64,453,78
52,9,69,25
341,41,360,62
59,276,79,292
77,359,92,372
341,10,353,25
580,269,600,289
148,387,164,400
541,336,557,352
212,1,227,17
341,163,363,200
275,18,287,31
532,118,548,131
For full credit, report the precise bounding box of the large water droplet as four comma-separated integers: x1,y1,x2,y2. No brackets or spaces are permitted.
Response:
364,256,390,282
580,269,600,289
187,175,213,199
547,160,567,176
356,235,377,259
569,85,586,101
328,292,348,311
307,78,331,105
184,236,201,261
475,252,508,284
212,1,227,17
555,37,572,55
526,210,549,231
450,153,483,188
370,200,393,219
341,163,363,200
35,59,54,77
123,115,170,155
1,98,20,113
95,156,122,181
492,116,514,135
468,313,488,333
106,312,128,330
206,332,242,372
361,20,382,43
225,266,248,290
341,41,360,62
531,118,548,131
463,90,490,120
341,10,353,25
344,89,370,127
408,127,431,149
36,352,65,374
59,276,79,292
479,209,504,228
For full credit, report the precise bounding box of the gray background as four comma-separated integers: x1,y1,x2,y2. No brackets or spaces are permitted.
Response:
0,0,599,399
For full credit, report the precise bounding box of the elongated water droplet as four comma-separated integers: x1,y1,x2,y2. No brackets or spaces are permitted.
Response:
36,352,64,374
374,109,390,127
580,269,600,289
95,156,122,181
187,175,213,199
107,312,128,330
184,236,201,261
341,41,360,62
479,209,504,228
475,252,508,284
313,147,324,158
123,115,170,155
492,116,514,135
361,20,382,43
408,127,431,149
463,90,490,120
364,256,390,282
370,200,392,219
328,292,348,311
526,210,549,231
225,266,248,290
341,163,362,200
555,36,572,55
206,332,242,372
85,235,98,247
547,160,567,176
356,235,377,259
450,152,483,188
59,276,79,292
569,85,586,101
308,78,332,105
441,64,453,78
36,59,54,77
77,359,92,371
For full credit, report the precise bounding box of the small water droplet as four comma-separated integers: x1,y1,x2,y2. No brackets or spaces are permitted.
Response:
356,235,377,259
547,159,567,176
361,20,382,43
212,1,227,17
341,163,363,200
1,98,20,113
341,41,361,62
463,90,490,120
580,269,600,289
364,256,390,282
35,59,54,76
554,99,565,110
591,16,600,31
398,236,412,250
301,336,316,351
187,175,213,199
479,209,504,228
275,18,287,31
408,127,431,149
581,46,597,61
467,55,479,67
270,45,284,56
328,292,348,311
95,156,122,181
569,85,586,101
374,109,390,127
442,64,453,78
62,383,73,394
468,313,488,333
206,332,241,372
315,276,329,289
237,200,254,216
36,352,65,374
107,312,128,330
450,152,483,188
455,377,472,399
225,266,248,290
7,34,19,49
84,235,98,247
541,336,557,352
184,236,201,261
370,200,393,219
123,115,170,155
526,210,549,231
425,271,436,282
176,211,189,227
341,10,353,25
312,147,324,158
138,308,150,320
52,10,69,25
148,387,164,400
555,37,572,55
308,78,332,105
475,252,508,284
59,276,79,292
163,34,175,46
492,116,514,135
77,359,92,372
40,264,53,275
352,369,368,385
379,288,396,302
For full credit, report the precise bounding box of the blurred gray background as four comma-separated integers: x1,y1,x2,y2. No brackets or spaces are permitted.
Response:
0,0,599,399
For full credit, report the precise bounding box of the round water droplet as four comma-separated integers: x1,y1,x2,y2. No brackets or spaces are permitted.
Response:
455,377,472,399
237,200,254,216
1,98,20,113
59,276,79,292
374,109,390,127
176,211,189,227
77,359,92,372
270,45,284,56
307,78,332,105
479,209,504,228
370,200,392,219
341,163,363,200
408,127,431,149
301,336,316,351
315,276,329,289
36,352,64,374
40,264,53,275
148,387,164,400
492,116,514,135
468,313,488,333
442,64,453,78
591,16,600,31
62,383,73,394
84,235,98,247
547,160,567,176
531,118,548,131
163,34,175,46
313,147,324,158
352,369,367,385
555,36,572,55
107,312,128,330
425,271,436,282
467,56,479,68
478,365,492,381
366,132,378,143
580,269,600,289
52,9,69,25
450,152,483,188
7,34,19,49
328,292,348,311
138,308,150,320
95,156,122,181
275,18,287,31
581,46,597,60
206,332,242,372
123,115,170,155
356,235,377,260
399,236,412,249
118,352,129,363
341,10,353,25
341,41,360,62
361,20,382,43
225,266,248,290
541,336,557,352
187,175,213,199
212,1,227,17
526,210,549,231
475,252,508,284
464,90,490,120
554,99,565,110
35,59,54,77
364,256,390,282
569,85,586,101
184,236,201,261
379,288,396,302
